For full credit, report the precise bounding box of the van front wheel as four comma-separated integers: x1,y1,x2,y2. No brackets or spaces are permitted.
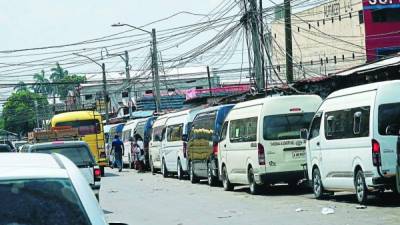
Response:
312,168,325,199
355,170,368,204
222,165,233,191
161,158,169,178
177,159,184,180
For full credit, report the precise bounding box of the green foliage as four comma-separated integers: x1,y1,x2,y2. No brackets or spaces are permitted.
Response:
14,81,29,92
58,74,86,100
2,90,49,135
33,70,51,94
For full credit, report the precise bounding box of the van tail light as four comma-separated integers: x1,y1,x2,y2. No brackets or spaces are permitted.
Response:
213,142,218,156
183,142,187,158
372,139,381,167
94,168,101,182
258,143,265,165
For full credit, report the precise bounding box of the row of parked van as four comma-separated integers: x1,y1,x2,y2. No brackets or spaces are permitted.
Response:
107,80,400,204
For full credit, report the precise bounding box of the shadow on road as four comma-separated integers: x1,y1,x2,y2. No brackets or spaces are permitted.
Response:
104,172,120,177
315,192,400,207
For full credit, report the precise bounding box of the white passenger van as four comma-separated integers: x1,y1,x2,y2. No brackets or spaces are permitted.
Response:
219,95,322,194
304,80,400,204
121,119,140,168
149,114,168,173
160,108,201,179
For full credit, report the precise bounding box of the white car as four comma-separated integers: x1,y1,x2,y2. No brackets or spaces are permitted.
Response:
0,153,127,225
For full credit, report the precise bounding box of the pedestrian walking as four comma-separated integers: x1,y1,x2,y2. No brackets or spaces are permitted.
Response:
111,135,124,172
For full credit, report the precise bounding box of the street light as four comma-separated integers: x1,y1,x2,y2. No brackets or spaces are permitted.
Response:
73,53,109,124
111,22,161,113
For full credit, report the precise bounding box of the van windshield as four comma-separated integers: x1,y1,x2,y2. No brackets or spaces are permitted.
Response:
378,103,400,135
263,113,314,140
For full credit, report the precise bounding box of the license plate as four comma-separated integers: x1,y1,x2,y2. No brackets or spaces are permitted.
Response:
292,151,305,159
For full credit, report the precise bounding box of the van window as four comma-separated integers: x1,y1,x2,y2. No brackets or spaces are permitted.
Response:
152,126,163,142
191,113,216,141
378,103,400,135
122,129,131,142
263,113,314,140
309,114,322,140
167,124,183,142
229,117,258,143
220,122,228,141
325,106,370,139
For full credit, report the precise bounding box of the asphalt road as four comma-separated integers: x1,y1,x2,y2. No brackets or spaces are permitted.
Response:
100,168,400,225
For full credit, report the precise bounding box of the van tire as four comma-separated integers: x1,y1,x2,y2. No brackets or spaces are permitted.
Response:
161,158,169,178
248,167,261,195
177,159,184,180
312,168,325,199
355,170,368,204
222,165,234,191
150,156,155,174
189,161,199,183
207,162,217,186
100,166,105,177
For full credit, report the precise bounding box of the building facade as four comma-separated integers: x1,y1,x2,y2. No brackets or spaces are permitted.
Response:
270,0,400,80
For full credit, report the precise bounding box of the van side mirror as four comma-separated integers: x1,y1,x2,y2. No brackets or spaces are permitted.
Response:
300,128,308,140
182,134,188,141
386,124,400,135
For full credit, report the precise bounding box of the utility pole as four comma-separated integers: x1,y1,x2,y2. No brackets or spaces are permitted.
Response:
101,63,109,124
151,29,161,113
124,50,133,118
206,66,213,97
34,100,40,129
248,0,265,92
284,0,294,83
259,0,267,92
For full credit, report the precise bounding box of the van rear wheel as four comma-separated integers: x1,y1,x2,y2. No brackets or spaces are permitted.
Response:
355,170,368,204
312,168,325,199
248,167,261,195
222,165,234,191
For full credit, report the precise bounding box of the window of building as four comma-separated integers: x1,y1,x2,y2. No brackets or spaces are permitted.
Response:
334,56,337,64
331,17,334,23
323,19,325,25
352,53,355,59
308,23,311,29
339,15,342,21
317,21,320,27
349,12,352,19
358,10,364,24
145,90,153,94
326,57,329,63
342,54,345,61
229,117,258,143
277,65,281,72
311,60,313,65
167,124,183,142
324,106,370,140
320,58,323,65
84,94,93,100
122,91,128,98
372,8,400,23
167,88,175,92
297,26,300,32
274,33,277,39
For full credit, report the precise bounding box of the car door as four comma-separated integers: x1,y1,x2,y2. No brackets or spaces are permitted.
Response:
218,121,229,178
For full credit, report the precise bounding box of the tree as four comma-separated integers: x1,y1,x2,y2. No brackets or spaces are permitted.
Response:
50,62,68,82
58,74,86,100
14,81,29,92
2,90,49,135
33,70,51,95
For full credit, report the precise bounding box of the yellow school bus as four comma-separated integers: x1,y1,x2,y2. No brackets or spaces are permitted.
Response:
51,110,107,175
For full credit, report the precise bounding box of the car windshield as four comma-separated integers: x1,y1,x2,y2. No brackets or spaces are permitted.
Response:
0,178,91,225
35,146,95,167
263,113,315,140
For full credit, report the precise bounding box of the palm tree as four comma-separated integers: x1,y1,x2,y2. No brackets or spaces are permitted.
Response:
14,81,29,92
50,63,68,82
33,70,51,95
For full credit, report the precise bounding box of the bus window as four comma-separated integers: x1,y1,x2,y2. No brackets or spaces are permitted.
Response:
55,120,100,135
